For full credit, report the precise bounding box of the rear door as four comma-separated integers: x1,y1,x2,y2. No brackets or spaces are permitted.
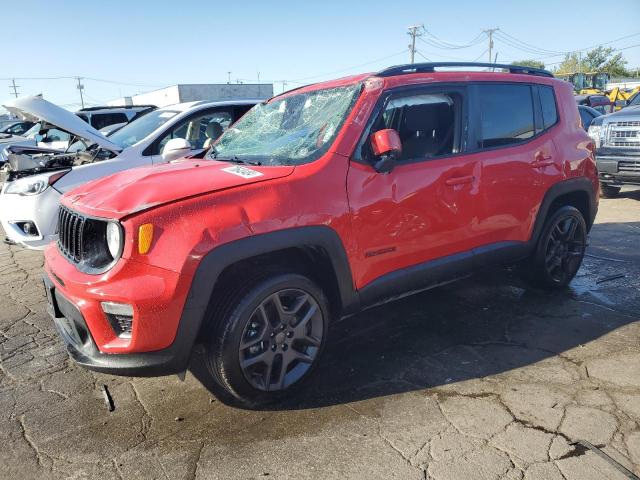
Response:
466,82,562,249
347,85,482,291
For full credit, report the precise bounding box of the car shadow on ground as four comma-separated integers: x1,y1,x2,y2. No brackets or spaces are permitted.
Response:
190,221,640,411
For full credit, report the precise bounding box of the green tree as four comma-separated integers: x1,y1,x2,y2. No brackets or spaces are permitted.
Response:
584,46,628,76
511,60,545,70
555,47,628,76
555,52,582,74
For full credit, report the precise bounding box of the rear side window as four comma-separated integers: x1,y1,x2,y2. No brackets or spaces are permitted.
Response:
539,86,558,129
477,84,534,148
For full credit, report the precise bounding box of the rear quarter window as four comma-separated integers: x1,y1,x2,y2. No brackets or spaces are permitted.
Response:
539,86,558,129
477,84,535,148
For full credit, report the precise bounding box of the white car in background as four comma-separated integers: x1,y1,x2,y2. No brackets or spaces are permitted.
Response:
0,95,260,249
0,102,156,164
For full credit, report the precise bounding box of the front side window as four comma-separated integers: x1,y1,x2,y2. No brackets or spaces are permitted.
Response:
155,110,233,154
41,128,70,143
478,84,534,148
212,84,361,165
368,92,459,162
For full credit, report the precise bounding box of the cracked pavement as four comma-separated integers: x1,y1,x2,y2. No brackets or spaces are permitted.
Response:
1,188,639,479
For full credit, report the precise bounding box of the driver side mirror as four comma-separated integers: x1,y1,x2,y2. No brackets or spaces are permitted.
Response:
370,129,402,173
161,138,192,162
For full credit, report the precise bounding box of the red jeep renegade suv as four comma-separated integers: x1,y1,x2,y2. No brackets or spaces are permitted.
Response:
43,63,598,406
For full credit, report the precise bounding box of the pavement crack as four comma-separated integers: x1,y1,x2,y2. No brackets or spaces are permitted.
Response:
189,442,205,480
18,414,45,469
130,382,152,442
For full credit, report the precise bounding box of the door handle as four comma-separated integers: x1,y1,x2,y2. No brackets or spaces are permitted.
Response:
532,152,554,168
445,175,475,186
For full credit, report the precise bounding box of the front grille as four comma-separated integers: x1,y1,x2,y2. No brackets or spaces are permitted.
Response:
57,206,86,262
606,122,640,148
619,160,640,173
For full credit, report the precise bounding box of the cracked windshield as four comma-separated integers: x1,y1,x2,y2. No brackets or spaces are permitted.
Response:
212,84,360,165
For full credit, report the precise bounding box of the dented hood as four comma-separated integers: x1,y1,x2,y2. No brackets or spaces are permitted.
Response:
63,159,295,219
2,96,121,153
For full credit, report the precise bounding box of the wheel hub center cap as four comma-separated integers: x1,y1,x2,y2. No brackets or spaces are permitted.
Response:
275,332,287,345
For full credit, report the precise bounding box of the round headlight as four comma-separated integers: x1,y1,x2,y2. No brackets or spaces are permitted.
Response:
105,222,122,259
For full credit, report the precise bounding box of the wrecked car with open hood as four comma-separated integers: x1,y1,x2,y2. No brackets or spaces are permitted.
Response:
0,96,260,249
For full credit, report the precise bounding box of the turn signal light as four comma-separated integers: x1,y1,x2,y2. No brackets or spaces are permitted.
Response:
138,224,154,254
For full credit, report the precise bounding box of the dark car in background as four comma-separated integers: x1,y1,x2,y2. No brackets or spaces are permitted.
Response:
576,94,615,114
578,105,603,130
0,121,35,136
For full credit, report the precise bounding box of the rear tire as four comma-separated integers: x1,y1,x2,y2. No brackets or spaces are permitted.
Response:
201,272,329,408
521,206,587,289
600,184,621,198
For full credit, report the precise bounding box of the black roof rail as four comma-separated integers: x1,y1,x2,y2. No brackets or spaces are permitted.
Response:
377,62,553,78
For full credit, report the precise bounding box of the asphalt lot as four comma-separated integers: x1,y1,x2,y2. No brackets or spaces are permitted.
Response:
1,188,639,480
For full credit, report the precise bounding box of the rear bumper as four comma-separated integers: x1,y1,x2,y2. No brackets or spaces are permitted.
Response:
596,148,640,186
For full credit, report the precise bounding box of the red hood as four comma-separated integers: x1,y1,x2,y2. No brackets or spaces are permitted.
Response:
62,159,295,219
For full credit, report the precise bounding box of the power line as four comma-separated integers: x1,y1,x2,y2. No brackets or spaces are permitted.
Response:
421,30,486,50
415,50,432,61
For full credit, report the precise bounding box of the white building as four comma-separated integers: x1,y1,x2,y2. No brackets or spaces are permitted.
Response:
108,83,273,107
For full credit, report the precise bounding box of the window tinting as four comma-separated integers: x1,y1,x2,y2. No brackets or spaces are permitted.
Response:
368,92,458,161
540,86,558,129
91,113,128,130
478,84,534,148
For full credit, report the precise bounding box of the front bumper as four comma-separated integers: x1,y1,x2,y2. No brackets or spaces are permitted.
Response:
0,185,61,249
43,245,202,376
596,148,640,186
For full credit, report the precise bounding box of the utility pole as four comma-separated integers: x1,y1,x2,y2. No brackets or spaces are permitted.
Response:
407,24,424,64
75,77,85,108
227,72,232,84
483,28,499,64
9,79,19,98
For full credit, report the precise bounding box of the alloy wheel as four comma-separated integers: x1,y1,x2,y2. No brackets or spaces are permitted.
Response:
238,288,324,392
544,215,586,284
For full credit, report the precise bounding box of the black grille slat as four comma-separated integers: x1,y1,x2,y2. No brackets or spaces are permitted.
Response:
57,206,88,264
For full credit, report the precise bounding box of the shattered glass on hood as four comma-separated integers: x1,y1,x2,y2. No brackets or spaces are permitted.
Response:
212,84,361,165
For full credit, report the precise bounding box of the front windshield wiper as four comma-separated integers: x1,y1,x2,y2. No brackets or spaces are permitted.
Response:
209,148,262,166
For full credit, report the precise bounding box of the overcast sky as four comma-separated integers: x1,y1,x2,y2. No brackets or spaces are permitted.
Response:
2,0,639,112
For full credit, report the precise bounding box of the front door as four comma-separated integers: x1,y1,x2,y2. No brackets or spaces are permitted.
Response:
347,85,481,293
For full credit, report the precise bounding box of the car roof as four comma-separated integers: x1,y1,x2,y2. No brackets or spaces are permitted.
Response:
156,99,264,113
274,62,559,100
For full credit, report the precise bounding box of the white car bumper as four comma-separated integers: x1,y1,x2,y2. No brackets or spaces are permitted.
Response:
0,185,61,250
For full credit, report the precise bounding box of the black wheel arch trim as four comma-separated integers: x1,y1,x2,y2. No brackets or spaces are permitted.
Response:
527,176,597,240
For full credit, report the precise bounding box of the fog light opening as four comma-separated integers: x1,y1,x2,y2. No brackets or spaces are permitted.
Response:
14,221,39,237
101,302,134,339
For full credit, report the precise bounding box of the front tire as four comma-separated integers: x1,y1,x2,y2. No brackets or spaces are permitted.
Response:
202,273,329,408
600,184,621,198
522,206,587,289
